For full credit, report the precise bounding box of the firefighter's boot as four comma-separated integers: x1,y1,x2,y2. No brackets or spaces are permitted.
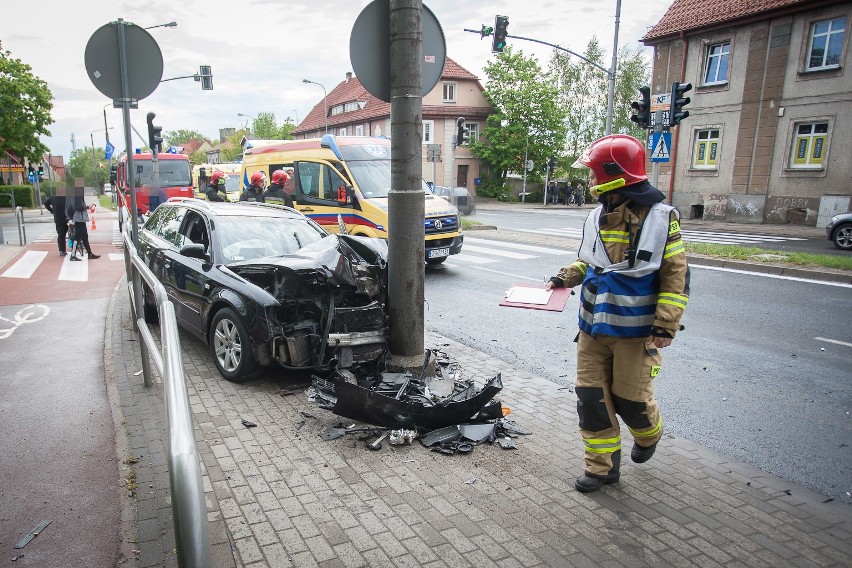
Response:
574,472,620,493
631,441,657,463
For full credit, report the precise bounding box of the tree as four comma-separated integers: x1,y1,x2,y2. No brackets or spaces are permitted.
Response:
66,147,109,188
165,129,207,146
0,43,54,163
251,112,295,140
476,48,568,194
549,39,650,167
220,129,247,163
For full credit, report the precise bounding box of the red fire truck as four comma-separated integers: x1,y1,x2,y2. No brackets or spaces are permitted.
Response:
114,152,193,224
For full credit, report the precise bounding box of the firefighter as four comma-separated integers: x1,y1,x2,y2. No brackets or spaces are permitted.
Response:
204,171,229,202
240,172,266,202
262,169,294,208
545,134,690,493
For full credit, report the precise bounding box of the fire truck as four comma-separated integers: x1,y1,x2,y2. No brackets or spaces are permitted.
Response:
113,152,193,226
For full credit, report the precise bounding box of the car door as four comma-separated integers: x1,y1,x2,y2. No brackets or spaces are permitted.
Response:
167,211,212,338
290,160,354,234
150,206,188,320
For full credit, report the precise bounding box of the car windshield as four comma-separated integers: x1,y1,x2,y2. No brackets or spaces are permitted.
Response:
340,144,429,198
216,215,327,262
134,160,192,187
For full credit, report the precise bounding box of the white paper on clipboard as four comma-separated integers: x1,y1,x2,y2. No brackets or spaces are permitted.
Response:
505,286,553,305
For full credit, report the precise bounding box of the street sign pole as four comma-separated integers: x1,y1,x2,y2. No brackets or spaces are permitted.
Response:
521,135,529,203
652,110,663,190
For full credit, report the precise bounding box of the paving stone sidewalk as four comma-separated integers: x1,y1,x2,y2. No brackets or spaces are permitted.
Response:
106,282,851,568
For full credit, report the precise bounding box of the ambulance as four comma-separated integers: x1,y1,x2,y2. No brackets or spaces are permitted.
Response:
240,135,463,264
193,162,242,202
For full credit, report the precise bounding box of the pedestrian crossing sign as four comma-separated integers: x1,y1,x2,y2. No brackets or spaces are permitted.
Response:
650,132,671,162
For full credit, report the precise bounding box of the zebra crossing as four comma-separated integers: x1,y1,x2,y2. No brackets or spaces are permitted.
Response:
449,237,573,265
1,249,124,282
32,220,123,245
510,226,808,245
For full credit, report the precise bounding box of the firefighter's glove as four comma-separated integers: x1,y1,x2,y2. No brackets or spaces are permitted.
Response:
548,277,564,288
651,327,674,338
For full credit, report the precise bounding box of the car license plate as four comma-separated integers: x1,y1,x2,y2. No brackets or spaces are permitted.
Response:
428,247,450,259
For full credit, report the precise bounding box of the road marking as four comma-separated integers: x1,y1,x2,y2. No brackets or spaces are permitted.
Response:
450,253,499,265
58,255,89,281
683,230,807,241
461,244,537,260
690,264,852,288
443,263,542,282
109,253,124,261
814,337,852,348
0,304,50,340
464,237,573,255
1,251,48,279
514,227,583,237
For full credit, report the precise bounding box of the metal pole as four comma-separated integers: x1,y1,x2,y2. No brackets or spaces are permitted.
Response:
521,133,528,203
651,110,662,189
322,85,328,134
91,132,98,190
605,0,622,136
543,166,549,205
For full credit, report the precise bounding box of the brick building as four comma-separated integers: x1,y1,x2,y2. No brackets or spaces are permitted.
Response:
643,0,851,225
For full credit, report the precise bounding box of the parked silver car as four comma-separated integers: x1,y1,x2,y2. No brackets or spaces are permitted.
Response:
431,185,475,215
826,212,852,250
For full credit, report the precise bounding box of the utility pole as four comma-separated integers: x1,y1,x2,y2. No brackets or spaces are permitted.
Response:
605,0,622,136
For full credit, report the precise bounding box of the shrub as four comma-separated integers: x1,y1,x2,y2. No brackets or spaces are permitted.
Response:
0,185,35,208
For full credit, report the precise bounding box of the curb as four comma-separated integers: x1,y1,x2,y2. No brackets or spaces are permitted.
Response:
685,254,852,284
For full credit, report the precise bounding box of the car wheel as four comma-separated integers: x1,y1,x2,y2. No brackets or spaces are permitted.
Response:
833,224,852,250
210,308,258,382
142,283,158,324
426,257,447,265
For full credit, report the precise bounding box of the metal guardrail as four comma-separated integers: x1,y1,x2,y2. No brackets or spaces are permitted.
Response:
0,193,27,246
122,228,212,567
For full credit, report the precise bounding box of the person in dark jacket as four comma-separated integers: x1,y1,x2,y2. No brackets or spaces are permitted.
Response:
240,172,265,202
43,185,69,256
261,169,294,208
204,171,229,202
64,185,100,260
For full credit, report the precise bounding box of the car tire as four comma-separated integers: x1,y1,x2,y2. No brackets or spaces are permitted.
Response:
426,257,447,265
142,283,158,324
833,223,852,250
210,307,258,382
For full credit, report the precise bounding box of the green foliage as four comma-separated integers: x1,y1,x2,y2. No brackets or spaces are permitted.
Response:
686,243,852,270
0,185,35,208
67,147,109,188
476,48,568,183
252,112,296,140
164,129,207,146
475,176,512,201
220,129,247,162
549,39,650,163
0,43,54,163
189,149,207,166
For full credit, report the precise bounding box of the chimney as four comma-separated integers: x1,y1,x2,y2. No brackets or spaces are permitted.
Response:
345,71,353,82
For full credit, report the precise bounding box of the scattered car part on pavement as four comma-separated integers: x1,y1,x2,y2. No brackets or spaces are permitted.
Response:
13,519,52,549
240,419,257,428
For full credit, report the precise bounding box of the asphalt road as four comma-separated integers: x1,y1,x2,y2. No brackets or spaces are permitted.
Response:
425,233,852,503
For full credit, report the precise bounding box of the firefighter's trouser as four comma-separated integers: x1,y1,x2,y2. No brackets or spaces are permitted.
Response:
575,331,664,478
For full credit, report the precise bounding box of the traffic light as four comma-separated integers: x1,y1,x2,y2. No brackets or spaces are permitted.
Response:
146,112,163,153
670,81,692,126
480,24,493,38
199,65,213,90
630,86,651,129
492,15,509,53
38,164,44,178
548,156,557,174
456,117,470,146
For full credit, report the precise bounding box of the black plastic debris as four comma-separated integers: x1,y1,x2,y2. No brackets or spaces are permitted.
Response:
421,426,462,447
497,419,531,436
459,423,498,444
320,427,348,441
241,419,257,428
497,437,518,450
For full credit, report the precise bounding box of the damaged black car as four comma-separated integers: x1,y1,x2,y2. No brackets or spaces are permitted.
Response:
136,199,389,382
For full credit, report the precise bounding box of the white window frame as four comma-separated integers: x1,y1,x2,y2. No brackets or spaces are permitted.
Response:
703,42,730,85
692,129,720,170
344,101,359,112
789,120,830,170
338,127,347,137
806,16,847,70
422,120,435,144
355,125,364,136
466,122,479,144
442,82,457,102
331,105,344,116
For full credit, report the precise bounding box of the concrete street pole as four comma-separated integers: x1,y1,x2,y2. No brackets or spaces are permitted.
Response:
387,0,425,371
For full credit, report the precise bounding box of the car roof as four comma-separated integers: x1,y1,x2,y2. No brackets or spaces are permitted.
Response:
163,198,306,220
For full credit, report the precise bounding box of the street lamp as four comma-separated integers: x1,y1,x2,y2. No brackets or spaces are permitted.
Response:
144,21,177,30
90,127,114,192
302,79,328,134
237,113,255,132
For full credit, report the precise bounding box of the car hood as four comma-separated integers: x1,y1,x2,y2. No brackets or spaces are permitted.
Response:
227,234,388,300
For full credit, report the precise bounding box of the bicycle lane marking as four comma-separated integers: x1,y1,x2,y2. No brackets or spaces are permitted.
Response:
0,304,50,340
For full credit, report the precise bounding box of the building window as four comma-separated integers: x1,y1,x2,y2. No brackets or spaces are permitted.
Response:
344,101,359,112
331,105,344,116
692,129,720,169
355,125,364,136
467,123,479,144
338,127,347,136
790,121,829,169
703,42,730,85
442,82,456,102
807,17,846,70
422,120,434,144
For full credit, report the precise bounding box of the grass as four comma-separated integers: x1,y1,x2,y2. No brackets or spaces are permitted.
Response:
460,218,483,230
685,242,852,270
98,194,118,210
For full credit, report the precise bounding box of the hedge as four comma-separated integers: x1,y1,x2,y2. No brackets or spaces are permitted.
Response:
0,185,35,208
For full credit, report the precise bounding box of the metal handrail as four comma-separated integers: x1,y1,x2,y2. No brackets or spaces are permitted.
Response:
122,228,212,567
0,193,26,245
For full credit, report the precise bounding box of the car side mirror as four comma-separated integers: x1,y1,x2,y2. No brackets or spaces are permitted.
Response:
180,243,208,260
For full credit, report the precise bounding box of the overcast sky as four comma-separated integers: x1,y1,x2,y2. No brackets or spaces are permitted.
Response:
1,0,674,160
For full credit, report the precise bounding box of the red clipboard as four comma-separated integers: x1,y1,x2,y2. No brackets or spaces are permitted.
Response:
499,283,572,312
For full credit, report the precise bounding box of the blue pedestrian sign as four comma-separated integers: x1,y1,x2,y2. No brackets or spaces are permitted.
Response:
104,141,115,160
650,132,672,163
